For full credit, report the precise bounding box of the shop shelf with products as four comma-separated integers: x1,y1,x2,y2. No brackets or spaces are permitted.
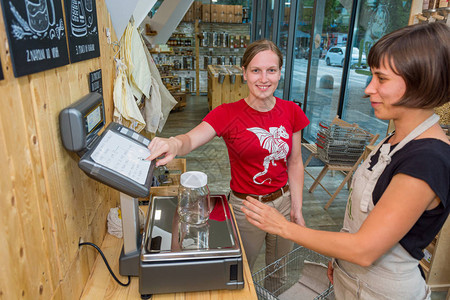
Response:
158,20,251,95
151,26,197,94
197,22,251,94
149,2,251,95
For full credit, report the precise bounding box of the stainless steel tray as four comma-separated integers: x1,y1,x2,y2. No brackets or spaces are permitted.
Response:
141,195,241,262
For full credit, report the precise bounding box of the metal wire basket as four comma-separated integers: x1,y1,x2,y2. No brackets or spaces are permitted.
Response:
316,122,372,165
252,246,334,300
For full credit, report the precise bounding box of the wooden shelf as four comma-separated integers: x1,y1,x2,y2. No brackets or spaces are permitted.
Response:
183,21,250,25
200,46,246,49
420,217,450,291
173,69,196,71
420,261,430,274
169,45,194,48
150,51,173,54
152,18,250,97
167,86,181,91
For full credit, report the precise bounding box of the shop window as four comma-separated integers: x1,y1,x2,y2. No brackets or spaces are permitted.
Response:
252,1,412,143
341,1,411,141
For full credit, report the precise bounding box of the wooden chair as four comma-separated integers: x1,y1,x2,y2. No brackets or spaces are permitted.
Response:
303,116,379,209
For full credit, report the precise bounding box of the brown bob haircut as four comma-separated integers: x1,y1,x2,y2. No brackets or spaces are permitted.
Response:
368,22,450,109
242,39,283,70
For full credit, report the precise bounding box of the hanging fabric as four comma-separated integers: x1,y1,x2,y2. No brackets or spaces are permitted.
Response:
144,47,177,132
120,22,152,100
113,59,146,132
112,19,177,134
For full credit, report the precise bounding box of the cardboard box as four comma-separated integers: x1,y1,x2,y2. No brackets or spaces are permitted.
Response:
211,4,219,15
234,5,243,23
284,7,290,23
226,5,234,23
211,12,218,23
218,5,227,23
183,4,194,22
211,4,219,23
194,1,202,20
202,4,211,22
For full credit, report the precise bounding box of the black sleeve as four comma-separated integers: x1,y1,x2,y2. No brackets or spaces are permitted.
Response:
392,144,449,207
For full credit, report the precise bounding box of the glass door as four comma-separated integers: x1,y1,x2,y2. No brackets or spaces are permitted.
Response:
274,0,290,99
289,0,314,107
302,0,353,142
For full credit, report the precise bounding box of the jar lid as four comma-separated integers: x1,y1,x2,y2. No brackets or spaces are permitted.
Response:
180,171,208,188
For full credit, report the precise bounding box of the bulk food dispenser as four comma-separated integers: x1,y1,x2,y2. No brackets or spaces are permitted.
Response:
59,93,244,299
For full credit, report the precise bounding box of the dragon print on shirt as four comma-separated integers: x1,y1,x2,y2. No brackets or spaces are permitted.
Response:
247,126,289,184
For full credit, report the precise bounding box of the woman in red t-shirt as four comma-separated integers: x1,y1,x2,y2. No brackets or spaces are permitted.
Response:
147,40,309,283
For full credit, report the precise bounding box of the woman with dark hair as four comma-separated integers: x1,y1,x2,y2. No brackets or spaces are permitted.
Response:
147,39,310,275
242,22,449,299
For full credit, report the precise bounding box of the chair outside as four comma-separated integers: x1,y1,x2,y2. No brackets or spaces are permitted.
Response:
303,116,379,209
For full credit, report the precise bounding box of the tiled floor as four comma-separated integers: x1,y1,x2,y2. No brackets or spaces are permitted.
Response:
158,95,447,299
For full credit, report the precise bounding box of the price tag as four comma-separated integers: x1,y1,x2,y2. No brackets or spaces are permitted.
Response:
423,249,432,263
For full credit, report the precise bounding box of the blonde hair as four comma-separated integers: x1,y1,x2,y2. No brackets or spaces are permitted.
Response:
242,39,283,70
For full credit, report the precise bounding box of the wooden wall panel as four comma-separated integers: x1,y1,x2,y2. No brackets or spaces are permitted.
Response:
0,0,120,298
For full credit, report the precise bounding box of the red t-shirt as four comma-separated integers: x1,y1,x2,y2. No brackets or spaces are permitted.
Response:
203,98,309,194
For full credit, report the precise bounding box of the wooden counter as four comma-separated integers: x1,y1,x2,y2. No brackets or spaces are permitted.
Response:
80,209,257,299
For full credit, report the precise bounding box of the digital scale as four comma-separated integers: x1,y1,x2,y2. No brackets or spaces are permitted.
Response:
60,93,244,299
140,195,244,296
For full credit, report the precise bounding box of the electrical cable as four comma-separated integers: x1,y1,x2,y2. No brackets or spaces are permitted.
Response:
79,242,131,287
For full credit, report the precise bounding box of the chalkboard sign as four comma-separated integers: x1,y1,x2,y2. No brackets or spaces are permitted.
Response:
0,0,70,77
0,58,4,80
89,69,102,95
64,0,100,63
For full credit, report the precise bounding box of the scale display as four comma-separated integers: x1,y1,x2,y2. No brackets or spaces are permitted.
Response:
86,102,102,133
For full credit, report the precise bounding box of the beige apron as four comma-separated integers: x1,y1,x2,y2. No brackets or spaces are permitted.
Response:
332,114,439,299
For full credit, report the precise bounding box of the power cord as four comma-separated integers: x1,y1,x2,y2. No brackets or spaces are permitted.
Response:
79,242,131,287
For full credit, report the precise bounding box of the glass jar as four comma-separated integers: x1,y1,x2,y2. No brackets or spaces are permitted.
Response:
178,171,211,225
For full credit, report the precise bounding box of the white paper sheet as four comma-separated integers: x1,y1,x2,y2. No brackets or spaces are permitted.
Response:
91,130,151,185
